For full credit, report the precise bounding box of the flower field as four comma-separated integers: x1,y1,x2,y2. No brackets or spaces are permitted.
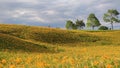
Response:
0,24,120,68
1,46,120,68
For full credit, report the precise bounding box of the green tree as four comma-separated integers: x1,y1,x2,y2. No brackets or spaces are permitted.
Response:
103,9,120,30
87,13,101,30
65,20,73,29
76,19,85,29
72,23,77,30
98,26,108,30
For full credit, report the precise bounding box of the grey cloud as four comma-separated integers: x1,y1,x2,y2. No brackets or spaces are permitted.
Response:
0,0,120,28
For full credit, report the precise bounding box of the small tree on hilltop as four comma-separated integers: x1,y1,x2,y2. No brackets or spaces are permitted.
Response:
66,20,73,29
76,19,85,29
98,26,108,30
103,9,120,30
72,23,77,30
87,13,101,30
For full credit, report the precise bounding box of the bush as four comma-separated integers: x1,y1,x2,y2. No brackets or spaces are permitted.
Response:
98,26,108,30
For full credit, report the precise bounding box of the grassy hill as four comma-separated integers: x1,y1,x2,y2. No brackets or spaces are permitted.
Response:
0,24,120,50
0,24,63,53
0,24,100,43
0,24,115,44
0,33,56,53
0,24,120,68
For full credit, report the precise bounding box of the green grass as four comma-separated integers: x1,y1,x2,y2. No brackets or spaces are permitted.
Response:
0,24,120,68
0,33,57,53
0,24,110,44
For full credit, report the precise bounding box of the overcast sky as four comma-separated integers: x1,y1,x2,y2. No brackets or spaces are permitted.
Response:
0,0,120,29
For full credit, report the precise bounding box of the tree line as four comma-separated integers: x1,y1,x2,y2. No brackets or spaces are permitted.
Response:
65,9,120,30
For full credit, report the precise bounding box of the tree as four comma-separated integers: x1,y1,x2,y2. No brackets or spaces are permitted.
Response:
72,23,77,30
103,9,120,30
75,19,85,29
98,26,108,30
87,13,101,30
65,20,73,29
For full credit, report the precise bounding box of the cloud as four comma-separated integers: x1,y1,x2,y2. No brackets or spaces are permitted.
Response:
0,0,120,28
28,17,45,22
42,10,58,15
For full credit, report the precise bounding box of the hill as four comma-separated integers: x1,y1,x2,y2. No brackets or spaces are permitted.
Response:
0,24,106,43
0,24,120,53
0,24,61,53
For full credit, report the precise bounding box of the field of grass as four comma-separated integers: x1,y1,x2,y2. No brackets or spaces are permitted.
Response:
0,24,120,68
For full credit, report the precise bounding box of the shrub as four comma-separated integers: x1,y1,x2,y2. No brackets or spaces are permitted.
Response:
98,26,108,30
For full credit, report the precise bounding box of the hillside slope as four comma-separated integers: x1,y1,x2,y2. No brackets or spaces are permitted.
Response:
0,24,102,44
0,33,56,53
0,24,120,52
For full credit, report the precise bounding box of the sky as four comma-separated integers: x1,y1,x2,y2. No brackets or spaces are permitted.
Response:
0,0,120,29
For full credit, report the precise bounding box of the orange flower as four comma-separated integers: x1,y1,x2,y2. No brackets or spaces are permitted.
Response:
69,58,75,65
106,64,112,68
1,59,6,64
36,62,50,67
102,55,109,59
84,66,88,68
93,61,99,65
9,64,15,68
0,63,3,68
26,57,32,64
15,58,22,64
61,59,66,63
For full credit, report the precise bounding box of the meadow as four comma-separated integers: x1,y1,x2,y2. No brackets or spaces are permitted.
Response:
0,24,120,68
